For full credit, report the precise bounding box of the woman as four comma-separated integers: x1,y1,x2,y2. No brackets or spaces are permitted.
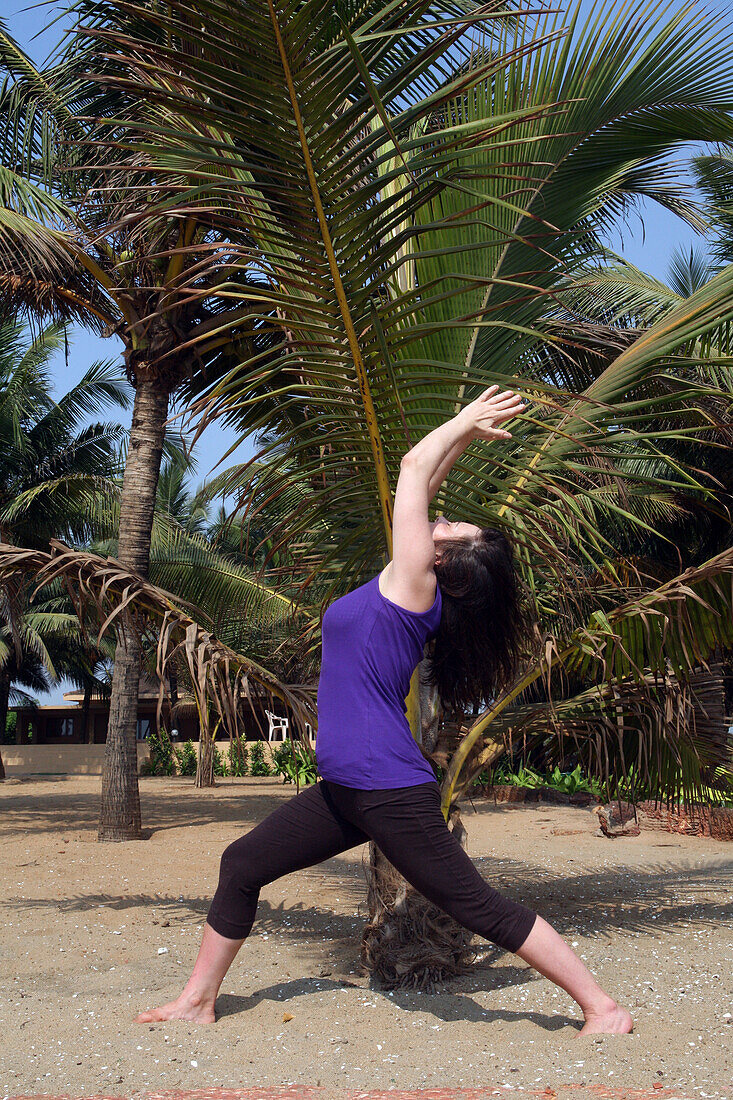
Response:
135,386,633,1035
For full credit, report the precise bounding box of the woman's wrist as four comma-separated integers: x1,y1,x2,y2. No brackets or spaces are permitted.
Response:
452,407,477,438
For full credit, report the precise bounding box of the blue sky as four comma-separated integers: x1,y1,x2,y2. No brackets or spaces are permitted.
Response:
7,0,726,701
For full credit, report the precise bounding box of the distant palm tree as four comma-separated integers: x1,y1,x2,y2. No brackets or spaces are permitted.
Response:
0,10,276,836
0,319,128,776
155,456,210,538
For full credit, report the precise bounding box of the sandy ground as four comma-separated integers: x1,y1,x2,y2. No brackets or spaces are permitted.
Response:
0,774,731,1100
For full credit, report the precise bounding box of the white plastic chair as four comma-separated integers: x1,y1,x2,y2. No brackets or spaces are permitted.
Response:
265,709,289,741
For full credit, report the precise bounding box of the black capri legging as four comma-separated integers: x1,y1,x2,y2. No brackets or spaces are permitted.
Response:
206,778,537,953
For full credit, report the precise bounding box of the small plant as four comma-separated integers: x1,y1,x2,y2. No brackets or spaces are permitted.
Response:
272,739,319,784
490,762,545,789
174,739,198,777
545,763,605,797
228,737,249,777
146,728,175,776
213,744,229,777
487,760,604,797
489,759,520,786
248,740,271,776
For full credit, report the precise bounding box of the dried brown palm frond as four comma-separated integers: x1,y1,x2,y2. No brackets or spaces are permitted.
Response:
0,212,115,333
0,540,316,747
446,665,730,804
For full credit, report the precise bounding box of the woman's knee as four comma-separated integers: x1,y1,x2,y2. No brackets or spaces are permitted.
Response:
414,870,537,954
473,890,538,953
218,834,261,888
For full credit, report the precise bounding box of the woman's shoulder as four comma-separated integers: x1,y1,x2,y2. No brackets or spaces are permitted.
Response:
375,563,440,617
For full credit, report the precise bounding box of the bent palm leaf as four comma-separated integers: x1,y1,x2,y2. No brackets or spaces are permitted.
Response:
0,540,317,742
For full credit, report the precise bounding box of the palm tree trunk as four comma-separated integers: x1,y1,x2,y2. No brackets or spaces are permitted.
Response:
98,378,168,841
360,812,474,992
195,727,216,788
360,660,475,990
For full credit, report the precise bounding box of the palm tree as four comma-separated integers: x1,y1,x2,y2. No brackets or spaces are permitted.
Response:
155,455,210,537
0,318,128,776
0,8,293,837
1,588,116,751
95,0,733,984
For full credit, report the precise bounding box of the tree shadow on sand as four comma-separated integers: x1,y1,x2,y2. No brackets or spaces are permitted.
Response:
0,776,293,838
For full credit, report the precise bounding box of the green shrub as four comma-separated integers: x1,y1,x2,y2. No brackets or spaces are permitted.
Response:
228,737,249,777
486,760,542,788
545,763,604,797
213,744,229,777
271,739,319,784
248,740,271,776
174,739,198,777
488,760,604,797
3,710,17,745
146,728,175,776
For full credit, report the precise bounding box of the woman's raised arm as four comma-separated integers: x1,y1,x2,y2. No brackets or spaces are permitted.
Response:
384,387,524,608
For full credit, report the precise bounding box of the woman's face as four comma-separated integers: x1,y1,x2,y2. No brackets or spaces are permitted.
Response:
430,515,482,544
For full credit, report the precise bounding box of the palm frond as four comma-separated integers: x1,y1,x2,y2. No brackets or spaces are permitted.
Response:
449,664,730,805
0,539,317,740
693,145,733,267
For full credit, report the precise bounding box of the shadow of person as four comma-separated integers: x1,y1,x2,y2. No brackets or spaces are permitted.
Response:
213,971,575,1032
214,974,359,1019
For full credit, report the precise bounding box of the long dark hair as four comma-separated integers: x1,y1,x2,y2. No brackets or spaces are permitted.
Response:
428,527,534,717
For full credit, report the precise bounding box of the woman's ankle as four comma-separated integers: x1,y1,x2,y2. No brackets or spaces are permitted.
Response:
180,982,218,1006
580,991,617,1017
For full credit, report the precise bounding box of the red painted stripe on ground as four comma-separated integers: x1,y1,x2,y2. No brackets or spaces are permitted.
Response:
3,1084,685,1100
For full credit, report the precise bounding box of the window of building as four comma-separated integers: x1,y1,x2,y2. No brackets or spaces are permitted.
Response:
47,715,76,738
136,717,152,741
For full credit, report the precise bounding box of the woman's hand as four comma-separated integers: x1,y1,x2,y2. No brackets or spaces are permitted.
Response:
457,385,525,441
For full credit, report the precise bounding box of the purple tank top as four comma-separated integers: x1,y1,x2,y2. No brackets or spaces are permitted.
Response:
315,571,442,789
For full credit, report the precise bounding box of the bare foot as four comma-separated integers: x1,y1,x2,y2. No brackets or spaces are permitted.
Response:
134,989,216,1024
577,1001,634,1036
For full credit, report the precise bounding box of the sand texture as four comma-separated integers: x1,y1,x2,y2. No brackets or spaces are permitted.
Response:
1,775,731,1099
